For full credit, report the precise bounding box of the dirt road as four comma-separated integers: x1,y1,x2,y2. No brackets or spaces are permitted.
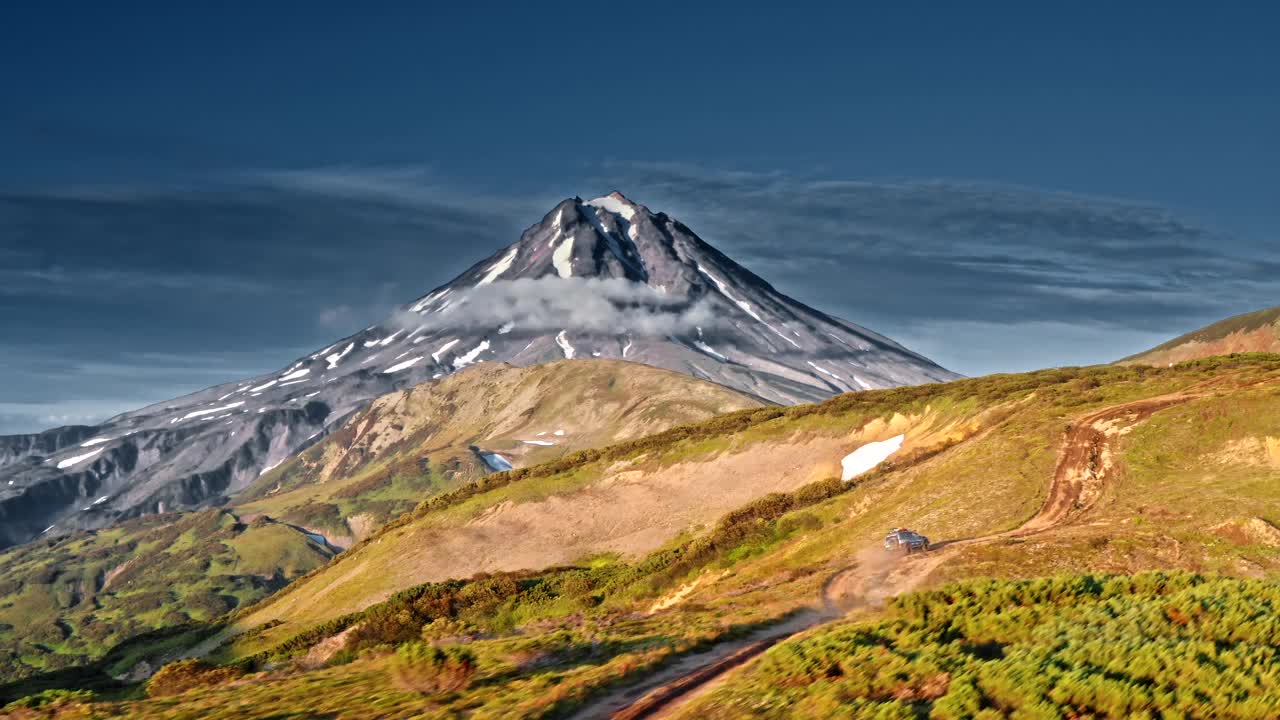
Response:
584,391,1200,720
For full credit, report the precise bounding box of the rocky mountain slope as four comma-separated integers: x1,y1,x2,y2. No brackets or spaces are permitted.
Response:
1121,305,1280,365
0,192,956,549
0,359,756,682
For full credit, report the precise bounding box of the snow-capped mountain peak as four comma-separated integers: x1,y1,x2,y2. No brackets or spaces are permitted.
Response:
0,193,958,548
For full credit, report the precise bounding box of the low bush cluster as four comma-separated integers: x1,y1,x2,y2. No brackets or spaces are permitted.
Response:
388,643,477,695
145,659,244,698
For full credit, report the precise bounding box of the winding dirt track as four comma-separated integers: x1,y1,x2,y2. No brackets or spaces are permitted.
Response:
580,391,1201,720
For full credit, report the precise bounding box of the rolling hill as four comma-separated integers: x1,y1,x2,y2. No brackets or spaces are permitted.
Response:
1122,305,1280,365
14,356,1269,716
0,360,758,684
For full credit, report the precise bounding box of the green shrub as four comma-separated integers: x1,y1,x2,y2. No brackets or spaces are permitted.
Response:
2,688,94,710
145,658,244,697
389,643,477,695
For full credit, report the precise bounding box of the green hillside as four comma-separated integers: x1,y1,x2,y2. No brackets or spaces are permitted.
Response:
0,360,758,687
227,355,1280,657
6,355,1280,717
0,510,333,683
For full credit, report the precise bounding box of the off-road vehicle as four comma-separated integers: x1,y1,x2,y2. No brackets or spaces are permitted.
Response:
884,527,930,554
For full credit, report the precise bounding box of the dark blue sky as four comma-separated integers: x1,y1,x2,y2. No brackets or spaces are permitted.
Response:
2,2,1278,433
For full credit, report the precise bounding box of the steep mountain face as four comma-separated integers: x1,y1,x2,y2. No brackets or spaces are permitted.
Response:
0,193,957,549
1121,306,1280,366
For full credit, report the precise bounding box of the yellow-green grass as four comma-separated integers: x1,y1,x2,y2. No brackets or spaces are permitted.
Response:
231,358,1272,652
14,355,1280,714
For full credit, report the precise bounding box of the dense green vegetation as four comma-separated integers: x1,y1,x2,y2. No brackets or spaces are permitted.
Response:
688,572,1280,719
0,510,332,683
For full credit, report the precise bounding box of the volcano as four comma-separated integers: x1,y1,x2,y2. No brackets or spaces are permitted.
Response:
0,193,958,548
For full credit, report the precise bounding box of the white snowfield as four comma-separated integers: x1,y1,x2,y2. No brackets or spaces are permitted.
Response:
279,367,311,382
383,356,424,374
556,330,576,359
326,343,354,369
80,437,112,447
480,452,513,472
55,448,104,470
552,234,575,277
452,340,490,369
841,434,905,481
478,246,519,286
522,440,555,446
431,339,460,363
587,194,637,220
181,401,246,421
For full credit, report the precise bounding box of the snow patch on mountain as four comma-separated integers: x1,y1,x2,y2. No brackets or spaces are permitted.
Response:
55,448,103,470
478,246,520,286
383,356,424,374
326,343,354,369
587,193,637,220
552,235,575,277
182,401,246,421
841,435,904,481
452,340,490,369
431,339,460,363
556,330,576,359
480,453,513,472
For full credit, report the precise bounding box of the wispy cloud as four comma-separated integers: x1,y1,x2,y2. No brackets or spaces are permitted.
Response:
597,162,1280,336
3,163,1275,434
391,277,722,337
